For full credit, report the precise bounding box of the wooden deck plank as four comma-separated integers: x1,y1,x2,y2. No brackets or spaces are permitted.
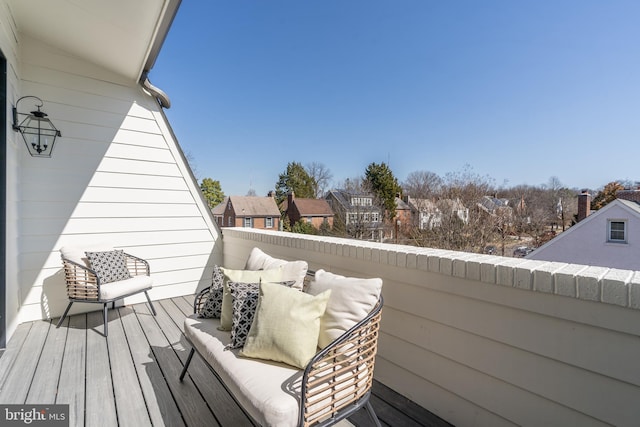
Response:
119,306,186,427
0,320,50,403
0,296,453,427
85,311,118,427
106,309,153,427
372,381,454,427
26,318,68,404
158,298,255,427
0,322,32,392
56,314,87,427
133,302,221,427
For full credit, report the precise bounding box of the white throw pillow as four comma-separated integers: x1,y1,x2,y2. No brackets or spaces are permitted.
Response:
244,247,308,290
305,269,383,349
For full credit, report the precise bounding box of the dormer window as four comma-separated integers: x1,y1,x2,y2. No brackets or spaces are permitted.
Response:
607,220,627,243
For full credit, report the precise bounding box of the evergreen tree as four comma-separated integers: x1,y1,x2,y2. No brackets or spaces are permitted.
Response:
591,181,624,210
200,178,225,209
275,162,316,205
291,220,317,235
364,162,401,220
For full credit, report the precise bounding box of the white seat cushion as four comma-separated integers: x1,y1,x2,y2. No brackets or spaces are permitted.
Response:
60,243,115,267
184,315,301,427
99,275,152,300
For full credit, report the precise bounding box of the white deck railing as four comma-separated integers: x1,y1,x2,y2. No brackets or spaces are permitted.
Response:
222,227,640,427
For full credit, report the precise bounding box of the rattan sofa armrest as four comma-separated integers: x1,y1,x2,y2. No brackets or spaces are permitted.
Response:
299,296,383,427
193,285,213,314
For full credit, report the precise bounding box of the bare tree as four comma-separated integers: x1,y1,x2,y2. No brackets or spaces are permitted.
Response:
402,170,442,199
306,162,333,198
336,176,365,193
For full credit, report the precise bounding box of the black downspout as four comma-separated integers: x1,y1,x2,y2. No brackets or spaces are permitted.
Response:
0,51,7,348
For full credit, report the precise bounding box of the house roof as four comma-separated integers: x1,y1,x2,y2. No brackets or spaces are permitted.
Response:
292,198,334,216
211,197,228,215
229,196,280,217
9,0,181,81
395,197,411,211
406,197,439,213
526,198,640,259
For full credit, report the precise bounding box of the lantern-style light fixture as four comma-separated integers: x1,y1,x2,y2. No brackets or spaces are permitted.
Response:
12,96,62,157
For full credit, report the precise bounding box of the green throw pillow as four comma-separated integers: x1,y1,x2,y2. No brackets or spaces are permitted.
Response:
240,282,331,369
218,266,284,331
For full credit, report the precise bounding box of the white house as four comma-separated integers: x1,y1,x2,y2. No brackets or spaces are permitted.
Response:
0,0,221,345
526,198,640,270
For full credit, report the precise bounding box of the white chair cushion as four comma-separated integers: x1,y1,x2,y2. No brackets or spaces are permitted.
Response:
184,316,301,427
60,243,115,267
244,247,308,290
99,275,152,300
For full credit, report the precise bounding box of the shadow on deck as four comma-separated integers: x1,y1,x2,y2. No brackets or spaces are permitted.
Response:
0,296,453,427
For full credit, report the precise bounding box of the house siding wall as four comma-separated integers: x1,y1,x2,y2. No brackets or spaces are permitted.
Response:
8,34,221,329
529,203,640,270
1,0,23,340
222,228,640,427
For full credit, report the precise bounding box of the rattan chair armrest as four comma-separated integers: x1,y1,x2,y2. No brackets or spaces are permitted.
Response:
61,256,102,299
62,256,99,281
123,252,150,276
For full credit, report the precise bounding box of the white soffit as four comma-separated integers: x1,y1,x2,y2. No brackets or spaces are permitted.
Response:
10,0,169,81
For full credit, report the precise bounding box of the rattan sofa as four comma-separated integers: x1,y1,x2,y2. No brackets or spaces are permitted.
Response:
180,253,383,427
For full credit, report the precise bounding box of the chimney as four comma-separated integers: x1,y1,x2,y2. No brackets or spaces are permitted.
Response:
577,190,591,222
267,190,275,198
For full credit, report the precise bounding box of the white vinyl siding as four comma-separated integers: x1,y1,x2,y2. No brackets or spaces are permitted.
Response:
11,35,221,325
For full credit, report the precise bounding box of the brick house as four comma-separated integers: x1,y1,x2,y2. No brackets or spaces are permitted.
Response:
281,192,334,230
213,196,280,229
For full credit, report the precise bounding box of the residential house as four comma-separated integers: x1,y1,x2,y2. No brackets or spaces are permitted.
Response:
325,189,385,241
281,192,334,230
405,196,442,229
0,0,220,345
392,196,412,240
526,197,640,270
214,195,280,229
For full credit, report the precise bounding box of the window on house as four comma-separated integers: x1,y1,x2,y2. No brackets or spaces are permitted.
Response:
244,217,253,228
306,217,312,223
608,220,627,243
265,217,273,228
227,216,232,226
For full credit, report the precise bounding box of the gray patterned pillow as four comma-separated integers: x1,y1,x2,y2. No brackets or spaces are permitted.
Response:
228,282,261,349
85,250,131,284
198,265,225,318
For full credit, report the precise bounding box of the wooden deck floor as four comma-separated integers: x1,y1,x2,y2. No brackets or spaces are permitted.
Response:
0,296,452,427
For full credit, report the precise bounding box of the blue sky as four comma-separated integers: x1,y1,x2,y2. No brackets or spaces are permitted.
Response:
152,1,640,197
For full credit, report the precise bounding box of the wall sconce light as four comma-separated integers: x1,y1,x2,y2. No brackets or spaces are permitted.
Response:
12,96,62,158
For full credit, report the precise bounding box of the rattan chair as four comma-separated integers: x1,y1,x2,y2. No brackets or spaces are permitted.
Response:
57,246,156,336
